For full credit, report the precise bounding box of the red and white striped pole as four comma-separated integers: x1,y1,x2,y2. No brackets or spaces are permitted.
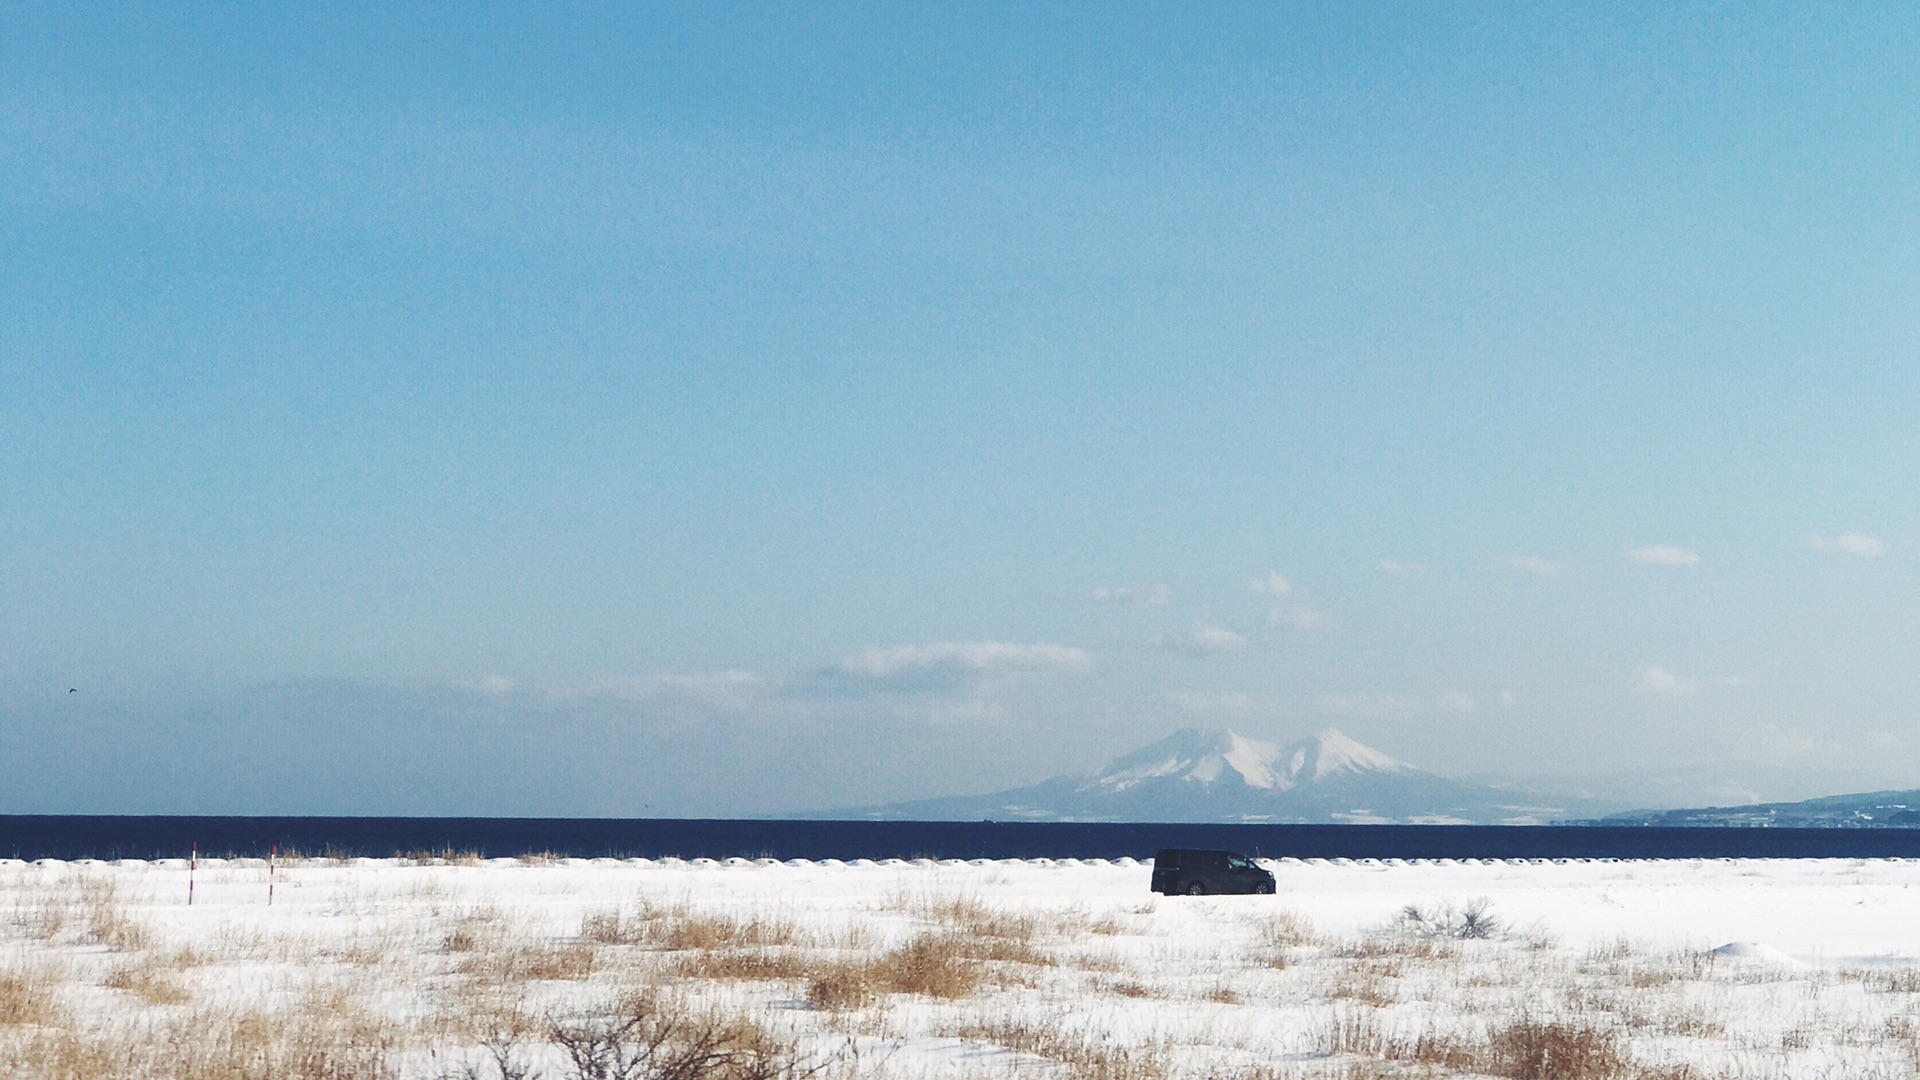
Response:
268,845,276,906
189,842,197,906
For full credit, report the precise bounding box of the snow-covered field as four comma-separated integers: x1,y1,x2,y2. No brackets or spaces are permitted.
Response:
5,854,1920,1078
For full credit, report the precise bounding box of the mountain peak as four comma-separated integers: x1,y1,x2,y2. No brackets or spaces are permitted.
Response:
1090,726,1413,794
1294,727,1416,782
831,724,1604,823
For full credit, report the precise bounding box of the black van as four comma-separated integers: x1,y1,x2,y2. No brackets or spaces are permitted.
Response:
1150,849,1275,895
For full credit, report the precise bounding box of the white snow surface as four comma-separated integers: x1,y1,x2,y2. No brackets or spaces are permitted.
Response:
5,855,1920,1077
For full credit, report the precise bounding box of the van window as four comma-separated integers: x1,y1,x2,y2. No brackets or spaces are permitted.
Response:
1227,856,1250,870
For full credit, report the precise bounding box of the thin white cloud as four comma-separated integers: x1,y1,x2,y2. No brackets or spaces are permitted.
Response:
1808,533,1885,558
478,674,516,695
1638,665,1698,698
588,670,766,706
1269,605,1325,629
1092,582,1173,607
1379,560,1431,577
1164,691,1255,714
1626,545,1700,567
1435,691,1477,714
1165,624,1247,655
836,641,1091,680
1510,555,1560,576
1318,692,1421,718
1496,689,1516,708
1250,572,1292,595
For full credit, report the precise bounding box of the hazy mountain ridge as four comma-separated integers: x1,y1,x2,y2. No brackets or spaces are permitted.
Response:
1599,789,1920,828
825,727,1615,824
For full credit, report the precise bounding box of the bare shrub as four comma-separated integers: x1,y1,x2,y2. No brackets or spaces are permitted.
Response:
547,990,821,1080
1486,1017,1625,1080
1396,897,1502,940
1202,984,1240,1005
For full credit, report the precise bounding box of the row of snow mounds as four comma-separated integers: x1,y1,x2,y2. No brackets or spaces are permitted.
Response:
5,855,1913,871
0,855,1152,870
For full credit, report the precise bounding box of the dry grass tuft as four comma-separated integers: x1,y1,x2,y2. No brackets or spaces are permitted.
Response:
805,961,879,1011
81,889,153,952
950,1017,1171,1080
1333,935,1460,962
806,932,989,1009
1388,1029,1483,1071
1101,978,1157,999
1314,1007,1390,1057
0,990,401,1080
397,849,484,866
103,965,190,1006
581,904,801,951
458,940,598,982
1258,910,1323,949
920,895,1037,942
0,968,59,1027
1329,975,1396,1008
1486,1017,1625,1080
1202,984,1241,1005
1865,967,1920,993
669,949,810,982
877,934,986,998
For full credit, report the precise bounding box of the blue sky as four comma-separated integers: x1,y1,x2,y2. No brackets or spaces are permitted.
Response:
4,4,1919,813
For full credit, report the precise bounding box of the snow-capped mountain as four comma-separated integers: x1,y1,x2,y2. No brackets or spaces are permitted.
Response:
828,727,1602,824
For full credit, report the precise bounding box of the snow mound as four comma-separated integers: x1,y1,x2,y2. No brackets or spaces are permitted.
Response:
1712,941,1808,968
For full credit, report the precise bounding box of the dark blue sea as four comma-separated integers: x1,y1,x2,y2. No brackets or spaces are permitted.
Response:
3,816,1920,861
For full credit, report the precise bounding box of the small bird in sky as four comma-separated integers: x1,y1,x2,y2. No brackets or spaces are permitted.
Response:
68,688,76,693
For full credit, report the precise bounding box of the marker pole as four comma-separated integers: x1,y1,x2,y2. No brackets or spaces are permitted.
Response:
189,842,196,907
268,845,276,906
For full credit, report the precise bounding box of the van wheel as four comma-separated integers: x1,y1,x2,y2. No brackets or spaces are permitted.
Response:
1254,881,1274,895
1185,881,1205,896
